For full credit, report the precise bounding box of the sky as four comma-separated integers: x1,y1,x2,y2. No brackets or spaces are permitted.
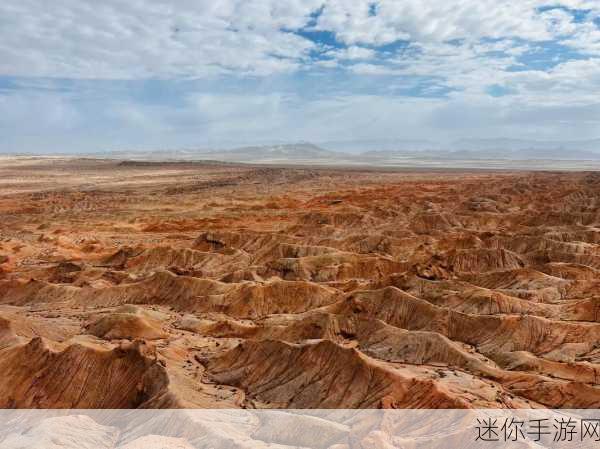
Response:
1,0,600,153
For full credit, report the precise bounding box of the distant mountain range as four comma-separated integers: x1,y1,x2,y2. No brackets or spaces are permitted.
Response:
452,138,600,153
318,139,441,153
6,139,600,167
201,140,600,163
204,143,343,162
360,148,600,161
317,138,600,155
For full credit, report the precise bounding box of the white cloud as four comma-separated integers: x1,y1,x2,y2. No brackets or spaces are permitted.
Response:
1,0,599,79
314,59,339,68
503,58,600,105
349,63,400,75
326,46,376,60
541,8,578,36
2,0,600,150
0,0,322,78
562,21,600,55
315,0,553,44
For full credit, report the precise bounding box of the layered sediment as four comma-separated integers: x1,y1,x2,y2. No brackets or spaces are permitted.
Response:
2,158,600,408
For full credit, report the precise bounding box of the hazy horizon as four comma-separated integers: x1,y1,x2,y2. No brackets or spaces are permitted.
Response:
3,137,600,157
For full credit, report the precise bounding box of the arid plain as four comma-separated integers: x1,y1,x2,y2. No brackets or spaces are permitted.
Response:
2,157,600,409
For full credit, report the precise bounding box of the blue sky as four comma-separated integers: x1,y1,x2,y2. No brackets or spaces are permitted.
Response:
1,0,600,153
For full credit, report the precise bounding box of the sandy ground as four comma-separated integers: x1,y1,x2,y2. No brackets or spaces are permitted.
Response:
2,157,600,408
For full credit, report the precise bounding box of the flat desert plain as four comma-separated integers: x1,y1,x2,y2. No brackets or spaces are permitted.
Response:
2,157,600,409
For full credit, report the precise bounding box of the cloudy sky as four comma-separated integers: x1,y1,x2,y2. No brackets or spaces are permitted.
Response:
1,0,600,153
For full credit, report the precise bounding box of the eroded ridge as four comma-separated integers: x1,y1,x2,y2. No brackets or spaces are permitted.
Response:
2,158,600,408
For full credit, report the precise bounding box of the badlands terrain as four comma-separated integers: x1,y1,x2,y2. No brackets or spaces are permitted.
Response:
2,156,600,409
